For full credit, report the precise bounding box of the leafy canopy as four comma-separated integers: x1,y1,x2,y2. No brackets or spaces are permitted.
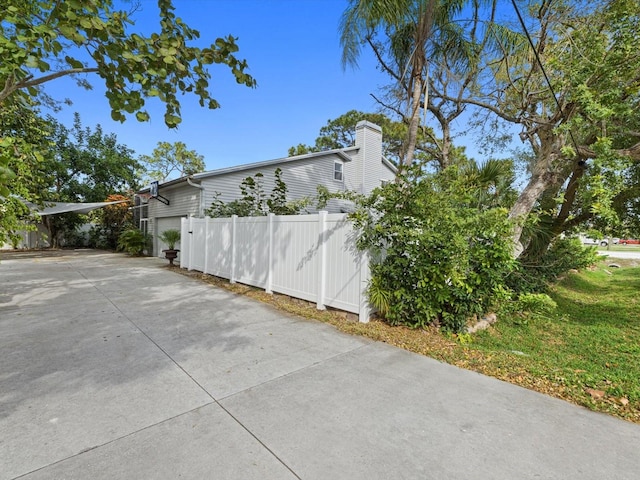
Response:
140,141,205,182
0,0,256,127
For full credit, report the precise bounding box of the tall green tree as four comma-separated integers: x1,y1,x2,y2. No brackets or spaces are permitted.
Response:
448,0,640,256
46,113,141,202
340,1,494,169
0,0,256,204
38,114,140,247
140,141,205,182
341,0,438,167
0,101,50,247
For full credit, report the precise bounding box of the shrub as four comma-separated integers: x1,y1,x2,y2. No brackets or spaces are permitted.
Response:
509,236,602,292
352,167,516,332
117,228,150,256
500,293,558,322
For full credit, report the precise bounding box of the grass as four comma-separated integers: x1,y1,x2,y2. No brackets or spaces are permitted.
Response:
175,261,640,424
469,264,640,422
598,245,640,252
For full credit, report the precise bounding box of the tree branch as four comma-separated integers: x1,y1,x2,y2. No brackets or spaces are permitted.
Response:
0,68,99,102
577,142,640,162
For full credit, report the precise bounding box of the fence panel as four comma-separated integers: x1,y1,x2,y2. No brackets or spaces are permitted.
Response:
234,216,270,289
190,218,206,272
180,212,371,321
271,214,321,303
205,217,233,279
181,218,190,263
323,214,366,313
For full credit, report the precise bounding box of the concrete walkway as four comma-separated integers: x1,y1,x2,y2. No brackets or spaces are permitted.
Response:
1,250,638,480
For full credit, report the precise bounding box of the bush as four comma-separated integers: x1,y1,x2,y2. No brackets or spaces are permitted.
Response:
352,167,516,332
117,228,150,256
500,293,557,323
509,236,602,293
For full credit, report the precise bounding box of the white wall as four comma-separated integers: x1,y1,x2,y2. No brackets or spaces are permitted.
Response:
181,213,371,321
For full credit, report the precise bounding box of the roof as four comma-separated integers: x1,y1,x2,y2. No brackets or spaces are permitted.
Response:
138,147,358,193
193,147,356,180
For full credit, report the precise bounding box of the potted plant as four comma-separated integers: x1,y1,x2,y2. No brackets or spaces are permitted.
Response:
159,228,181,266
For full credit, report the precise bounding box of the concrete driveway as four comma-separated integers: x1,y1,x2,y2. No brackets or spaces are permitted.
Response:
1,250,639,479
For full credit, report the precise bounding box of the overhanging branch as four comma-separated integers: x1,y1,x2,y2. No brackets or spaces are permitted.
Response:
0,68,99,102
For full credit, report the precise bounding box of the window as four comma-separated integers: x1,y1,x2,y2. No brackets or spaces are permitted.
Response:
334,161,343,181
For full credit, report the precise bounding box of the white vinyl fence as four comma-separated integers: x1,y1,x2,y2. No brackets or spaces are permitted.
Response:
180,212,372,322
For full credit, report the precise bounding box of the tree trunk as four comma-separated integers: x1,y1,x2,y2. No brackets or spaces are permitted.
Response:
403,74,424,167
508,172,558,257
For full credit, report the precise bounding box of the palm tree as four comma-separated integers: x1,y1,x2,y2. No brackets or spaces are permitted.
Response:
341,0,436,168
340,1,486,168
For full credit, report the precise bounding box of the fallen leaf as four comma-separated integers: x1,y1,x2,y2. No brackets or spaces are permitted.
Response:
585,388,605,400
620,397,630,406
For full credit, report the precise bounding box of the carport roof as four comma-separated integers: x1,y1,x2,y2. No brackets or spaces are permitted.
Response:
28,200,128,215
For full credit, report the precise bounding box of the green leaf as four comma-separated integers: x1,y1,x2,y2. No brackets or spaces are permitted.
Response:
65,56,84,69
136,111,150,122
164,114,182,127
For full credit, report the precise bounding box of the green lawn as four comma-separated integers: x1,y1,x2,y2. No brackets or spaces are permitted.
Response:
472,263,640,421
598,245,640,252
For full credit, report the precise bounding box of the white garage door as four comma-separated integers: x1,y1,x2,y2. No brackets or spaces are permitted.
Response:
156,216,184,259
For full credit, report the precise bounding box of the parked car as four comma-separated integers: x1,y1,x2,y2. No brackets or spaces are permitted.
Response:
578,234,611,247
619,238,640,245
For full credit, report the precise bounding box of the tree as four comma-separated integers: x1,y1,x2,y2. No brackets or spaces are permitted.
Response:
0,101,50,247
341,0,437,167
38,114,140,247
340,1,493,169
140,141,205,182
0,0,256,127
344,0,640,260
447,0,640,256
46,113,141,202
0,0,256,213
90,194,133,250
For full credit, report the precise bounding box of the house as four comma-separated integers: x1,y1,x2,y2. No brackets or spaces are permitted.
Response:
136,121,396,256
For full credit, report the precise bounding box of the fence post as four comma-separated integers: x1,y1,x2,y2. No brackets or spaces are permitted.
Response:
358,250,371,323
266,213,274,294
316,211,327,310
180,218,187,269
203,216,210,275
230,215,237,283
188,216,194,271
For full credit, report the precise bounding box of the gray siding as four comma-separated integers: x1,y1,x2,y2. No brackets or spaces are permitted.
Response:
355,121,385,194
380,160,397,183
148,183,200,219
201,153,350,214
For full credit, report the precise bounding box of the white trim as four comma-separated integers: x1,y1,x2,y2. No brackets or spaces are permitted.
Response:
333,161,344,182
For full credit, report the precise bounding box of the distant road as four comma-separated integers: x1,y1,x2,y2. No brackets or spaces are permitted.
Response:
598,250,640,260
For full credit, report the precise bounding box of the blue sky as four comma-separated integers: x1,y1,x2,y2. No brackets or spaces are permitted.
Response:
44,0,394,172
